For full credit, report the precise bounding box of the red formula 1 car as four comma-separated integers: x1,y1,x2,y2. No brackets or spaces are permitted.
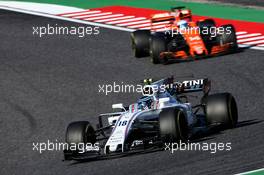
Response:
130,6,238,64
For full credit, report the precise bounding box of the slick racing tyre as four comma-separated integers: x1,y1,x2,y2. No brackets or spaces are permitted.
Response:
197,19,217,42
197,19,216,31
131,30,150,58
66,121,96,145
218,24,238,49
159,108,188,142
196,19,216,30
205,93,238,129
150,35,167,64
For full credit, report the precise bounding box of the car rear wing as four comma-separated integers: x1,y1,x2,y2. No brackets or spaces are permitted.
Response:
174,78,211,94
143,77,211,96
151,12,175,23
170,6,186,11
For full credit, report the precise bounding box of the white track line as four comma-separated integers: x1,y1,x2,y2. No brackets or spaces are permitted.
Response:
142,24,166,30
235,168,264,175
0,6,134,32
73,12,112,19
129,21,170,28
238,36,264,43
95,16,135,22
242,39,264,45
128,23,152,28
155,28,167,32
59,10,90,17
237,33,262,39
0,6,263,51
106,17,146,24
239,44,264,51
236,31,247,35
84,14,123,21
69,10,101,17
117,20,150,26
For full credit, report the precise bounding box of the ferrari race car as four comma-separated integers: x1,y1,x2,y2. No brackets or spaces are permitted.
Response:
130,6,238,64
63,77,238,161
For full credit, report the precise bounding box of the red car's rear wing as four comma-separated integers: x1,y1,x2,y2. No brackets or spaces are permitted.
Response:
151,12,175,23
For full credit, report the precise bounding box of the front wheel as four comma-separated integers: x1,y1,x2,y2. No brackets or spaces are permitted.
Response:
65,121,96,147
159,108,188,142
130,30,150,58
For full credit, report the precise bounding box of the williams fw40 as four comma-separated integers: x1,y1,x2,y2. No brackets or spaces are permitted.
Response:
131,6,238,64
64,77,238,161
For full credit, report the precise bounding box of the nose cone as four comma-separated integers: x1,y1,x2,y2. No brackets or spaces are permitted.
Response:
109,144,118,152
194,46,204,55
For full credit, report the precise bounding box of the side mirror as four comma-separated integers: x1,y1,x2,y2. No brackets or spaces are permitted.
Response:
112,103,126,111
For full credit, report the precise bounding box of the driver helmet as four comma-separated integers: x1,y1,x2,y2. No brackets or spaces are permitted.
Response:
138,96,153,110
138,101,148,110
177,20,188,29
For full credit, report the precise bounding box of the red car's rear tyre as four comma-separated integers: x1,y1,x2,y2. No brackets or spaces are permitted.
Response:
218,24,238,50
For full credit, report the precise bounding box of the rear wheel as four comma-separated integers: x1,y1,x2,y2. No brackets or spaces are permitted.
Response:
218,24,238,50
159,108,188,142
150,35,167,64
205,93,238,129
130,30,150,58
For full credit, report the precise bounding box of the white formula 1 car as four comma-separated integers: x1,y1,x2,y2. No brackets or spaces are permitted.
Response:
64,77,238,160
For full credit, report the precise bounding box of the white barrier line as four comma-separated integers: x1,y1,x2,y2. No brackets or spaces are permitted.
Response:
236,31,247,35
60,10,92,17
129,23,151,28
107,17,146,24
238,36,264,43
237,33,262,39
95,16,135,22
117,20,150,27
242,40,264,45
129,21,170,28
141,24,166,30
84,14,123,21
234,168,264,175
0,6,263,51
68,10,101,17
0,6,134,32
73,12,112,19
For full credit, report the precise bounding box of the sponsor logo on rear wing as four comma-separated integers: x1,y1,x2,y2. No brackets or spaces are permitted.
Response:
175,78,211,93
142,78,210,96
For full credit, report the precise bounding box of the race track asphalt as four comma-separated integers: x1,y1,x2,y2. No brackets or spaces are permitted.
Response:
0,10,264,175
